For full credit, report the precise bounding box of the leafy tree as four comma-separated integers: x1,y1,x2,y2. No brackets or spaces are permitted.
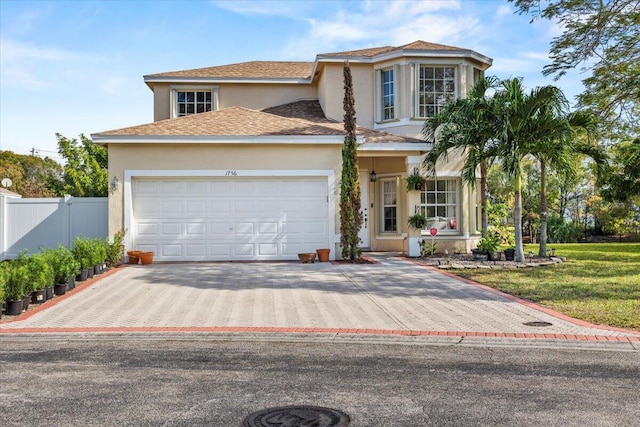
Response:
600,138,640,203
51,133,108,197
0,150,62,197
423,76,500,236
339,62,362,261
512,0,640,137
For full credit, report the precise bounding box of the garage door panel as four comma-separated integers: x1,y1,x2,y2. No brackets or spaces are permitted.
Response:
258,222,278,234
185,244,206,257
133,177,329,261
186,223,206,235
161,223,182,236
137,223,159,236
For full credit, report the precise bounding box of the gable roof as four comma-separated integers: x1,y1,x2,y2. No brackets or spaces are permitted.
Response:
143,40,491,83
92,100,424,145
318,40,465,58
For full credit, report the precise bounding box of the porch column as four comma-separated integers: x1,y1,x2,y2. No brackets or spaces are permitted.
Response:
406,155,422,257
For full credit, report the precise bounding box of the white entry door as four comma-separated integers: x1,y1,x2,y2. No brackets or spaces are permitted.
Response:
359,170,370,248
132,177,329,261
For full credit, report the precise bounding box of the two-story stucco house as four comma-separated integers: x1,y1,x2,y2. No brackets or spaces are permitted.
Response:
92,40,492,261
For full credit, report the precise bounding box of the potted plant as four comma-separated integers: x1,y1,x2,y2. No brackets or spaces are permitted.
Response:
405,173,424,191
503,246,516,261
473,235,500,261
4,261,29,315
44,246,79,295
0,262,7,318
73,237,92,281
28,253,54,302
407,213,428,230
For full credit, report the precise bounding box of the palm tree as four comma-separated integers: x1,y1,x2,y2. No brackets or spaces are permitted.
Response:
531,111,605,256
422,76,500,237
492,78,571,262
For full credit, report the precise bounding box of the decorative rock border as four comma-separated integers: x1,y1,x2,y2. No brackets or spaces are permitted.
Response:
408,255,566,270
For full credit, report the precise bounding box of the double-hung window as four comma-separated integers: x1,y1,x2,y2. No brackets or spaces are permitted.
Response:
418,179,458,232
171,86,218,118
417,66,456,117
381,68,395,121
380,178,398,233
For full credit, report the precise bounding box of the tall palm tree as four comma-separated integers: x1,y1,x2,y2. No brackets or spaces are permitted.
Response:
422,76,500,237
531,111,605,256
492,78,571,262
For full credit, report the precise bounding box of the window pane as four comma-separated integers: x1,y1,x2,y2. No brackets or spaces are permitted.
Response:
425,181,435,191
186,92,194,102
177,92,186,102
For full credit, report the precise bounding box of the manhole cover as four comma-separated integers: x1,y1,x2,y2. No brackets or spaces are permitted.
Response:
523,321,553,327
244,405,350,427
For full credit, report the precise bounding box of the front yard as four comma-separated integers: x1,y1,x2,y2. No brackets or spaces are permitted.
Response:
452,243,640,331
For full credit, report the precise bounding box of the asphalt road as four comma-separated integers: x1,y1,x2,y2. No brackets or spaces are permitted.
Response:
1,335,638,426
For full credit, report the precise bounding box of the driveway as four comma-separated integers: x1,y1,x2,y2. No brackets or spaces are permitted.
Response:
1,254,638,341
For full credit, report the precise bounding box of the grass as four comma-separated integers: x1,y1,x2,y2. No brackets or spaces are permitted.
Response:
452,243,640,332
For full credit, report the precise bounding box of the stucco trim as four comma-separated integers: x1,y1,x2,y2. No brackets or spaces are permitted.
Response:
93,135,363,145
358,143,430,151
122,169,337,254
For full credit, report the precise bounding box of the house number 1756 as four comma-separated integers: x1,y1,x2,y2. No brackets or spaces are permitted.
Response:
225,170,238,176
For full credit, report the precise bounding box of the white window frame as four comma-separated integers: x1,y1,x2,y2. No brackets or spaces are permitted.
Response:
170,85,219,118
418,178,459,234
379,177,400,234
381,68,395,121
415,65,457,118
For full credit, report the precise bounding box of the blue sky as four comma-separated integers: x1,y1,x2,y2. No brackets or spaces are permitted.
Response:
0,0,585,160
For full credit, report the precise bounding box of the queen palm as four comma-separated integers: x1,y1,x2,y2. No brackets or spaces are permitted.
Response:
422,76,499,237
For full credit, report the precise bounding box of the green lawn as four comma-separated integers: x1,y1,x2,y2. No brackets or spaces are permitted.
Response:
453,243,640,331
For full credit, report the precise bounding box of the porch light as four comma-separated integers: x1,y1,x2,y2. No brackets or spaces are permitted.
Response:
369,170,377,182
111,176,119,192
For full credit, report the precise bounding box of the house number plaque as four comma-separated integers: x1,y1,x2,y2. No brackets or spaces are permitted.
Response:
225,170,238,176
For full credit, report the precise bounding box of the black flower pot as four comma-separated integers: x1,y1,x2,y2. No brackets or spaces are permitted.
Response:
504,249,515,261
87,268,94,279
472,249,488,261
54,283,67,296
31,289,46,304
44,286,54,301
76,269,89,282
6,299,23,316
94,264,102,275
67,276,76,290
22,295,31,311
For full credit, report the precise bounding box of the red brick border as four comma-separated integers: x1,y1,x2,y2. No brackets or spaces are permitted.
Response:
0,325,638,342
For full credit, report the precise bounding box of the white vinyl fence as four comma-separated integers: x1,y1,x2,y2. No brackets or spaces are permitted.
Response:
0,195,108,260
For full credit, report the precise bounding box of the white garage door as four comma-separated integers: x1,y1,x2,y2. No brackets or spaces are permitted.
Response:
132,177,329,261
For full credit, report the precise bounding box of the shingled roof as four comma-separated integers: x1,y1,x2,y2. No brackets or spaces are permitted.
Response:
145,61,314,80
144,40,489,81
318,40,465,58
93,100,423,144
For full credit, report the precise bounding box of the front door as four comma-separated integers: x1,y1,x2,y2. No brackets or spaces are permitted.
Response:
359,170,370,248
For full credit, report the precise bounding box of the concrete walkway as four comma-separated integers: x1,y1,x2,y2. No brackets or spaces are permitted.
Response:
2,254,639,346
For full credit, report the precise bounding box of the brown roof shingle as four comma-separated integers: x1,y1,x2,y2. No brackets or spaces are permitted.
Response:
145,61,314,80
318,40,465,58
93,100,424,144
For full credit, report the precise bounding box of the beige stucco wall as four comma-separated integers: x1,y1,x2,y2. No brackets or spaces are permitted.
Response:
150,83,317,121
107,143,343,236
318,63,375,128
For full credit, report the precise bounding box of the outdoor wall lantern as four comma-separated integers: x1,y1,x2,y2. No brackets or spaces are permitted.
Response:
369,170,377,182
111,176,119,192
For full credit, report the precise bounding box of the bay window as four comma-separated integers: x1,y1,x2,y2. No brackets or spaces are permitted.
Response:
418,179,459,232
417,66,456,117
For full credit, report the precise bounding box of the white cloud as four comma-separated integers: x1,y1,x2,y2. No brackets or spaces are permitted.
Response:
277,0,478,59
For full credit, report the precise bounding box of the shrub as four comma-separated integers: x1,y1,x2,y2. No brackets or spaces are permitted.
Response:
487,225,515,247
476,234,500,253
72,236,92,270
4,261,29,300
105,228,126,268
28,253,54,292
43,245,80,284
547,215,582,243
